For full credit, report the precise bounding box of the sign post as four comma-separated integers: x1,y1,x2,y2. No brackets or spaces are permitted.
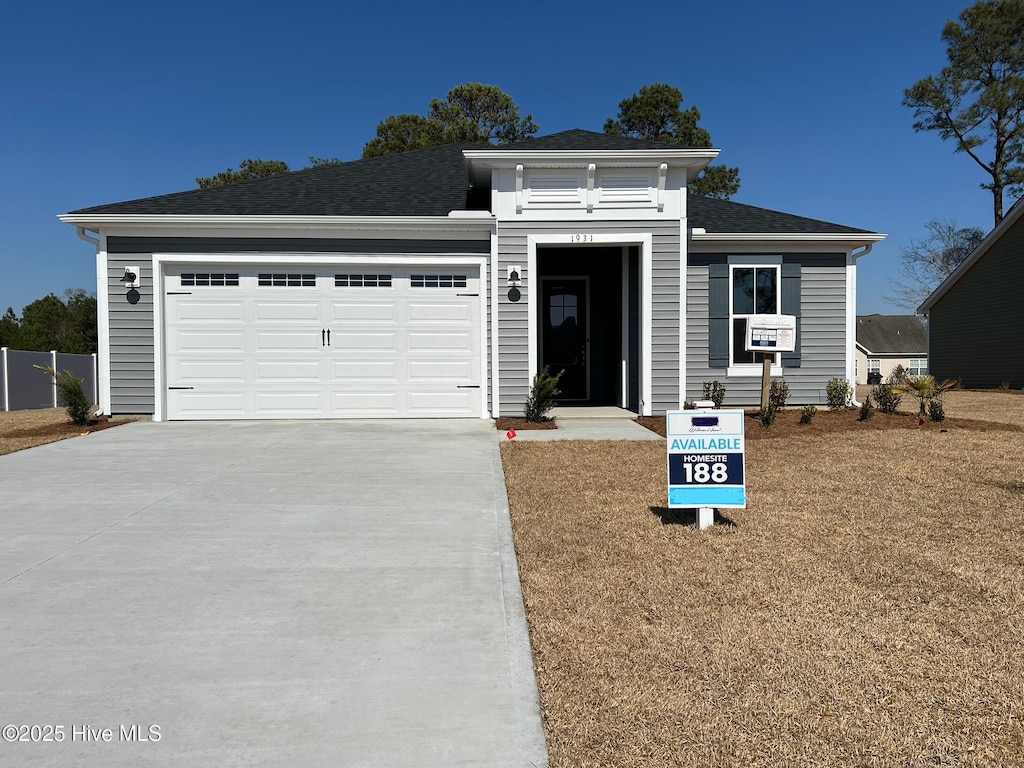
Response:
666,410,746,530
745,314,797,411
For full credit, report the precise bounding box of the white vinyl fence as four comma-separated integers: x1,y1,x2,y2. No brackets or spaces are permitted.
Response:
0,348,99,412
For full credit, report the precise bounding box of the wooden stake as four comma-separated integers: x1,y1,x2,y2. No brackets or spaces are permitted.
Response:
761,354,772,411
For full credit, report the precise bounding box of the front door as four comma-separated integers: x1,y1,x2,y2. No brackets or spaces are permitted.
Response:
541,278,588,401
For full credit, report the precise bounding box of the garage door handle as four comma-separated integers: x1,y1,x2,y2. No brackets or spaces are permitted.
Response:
456,293,478,297
169,386,194,390
457,385,480,388
326,328,331,346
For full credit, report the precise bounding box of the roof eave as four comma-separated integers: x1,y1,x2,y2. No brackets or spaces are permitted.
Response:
58,213,497,234
464,148,720,168
918,197,1024,313
690,232,886,246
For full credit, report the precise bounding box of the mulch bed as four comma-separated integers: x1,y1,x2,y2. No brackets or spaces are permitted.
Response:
495,417,558,431
635,408,1023,439
3,416,124,440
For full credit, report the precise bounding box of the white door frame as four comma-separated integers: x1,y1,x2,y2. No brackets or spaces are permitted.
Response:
527,234,652,415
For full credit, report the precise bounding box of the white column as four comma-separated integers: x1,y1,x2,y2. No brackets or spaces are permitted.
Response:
51,350,58,407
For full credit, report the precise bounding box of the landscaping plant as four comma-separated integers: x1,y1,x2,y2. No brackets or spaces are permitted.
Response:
871,382,902,415
768,378,790,410
894,374,956,421
928,397,946,423
34,365,91,426
825,377,853,411
799,404,817,424
859,394,875,421
888,364,909,386
701,380,726,408
523,366,563,422
758,405,777,428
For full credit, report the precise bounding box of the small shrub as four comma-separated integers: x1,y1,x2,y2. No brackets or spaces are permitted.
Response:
825,378,853,411
35,365,91,426
928,397,946,422
888,364,909,386
871,382,902,415
524,366,563,422
799,404,817,424
953,377,964,390
701,380,726,408
894,375,956,420
858,394,875,421
1000,381,1011,390
758,405,777,428
683,400,697,410
768,378,790,411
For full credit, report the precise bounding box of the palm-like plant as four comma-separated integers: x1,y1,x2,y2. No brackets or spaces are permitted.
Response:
893,375,956,420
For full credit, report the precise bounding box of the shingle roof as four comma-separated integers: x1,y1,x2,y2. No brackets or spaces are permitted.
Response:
689,195,872,235
494,128,681,151
66,130,875,236
856,315,928,354
68,142,481,217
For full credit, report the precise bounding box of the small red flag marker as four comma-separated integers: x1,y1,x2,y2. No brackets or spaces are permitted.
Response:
918,417,925,427
506,428,517,440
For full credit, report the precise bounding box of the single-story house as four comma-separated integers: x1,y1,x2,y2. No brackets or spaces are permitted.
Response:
918,196,1024,389
60,129,885,421
854,314,928,385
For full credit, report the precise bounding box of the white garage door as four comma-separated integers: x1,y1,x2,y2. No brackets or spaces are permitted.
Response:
164,266,482,419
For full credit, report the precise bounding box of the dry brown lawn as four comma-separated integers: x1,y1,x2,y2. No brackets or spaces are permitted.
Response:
503,395,1024,767
0,408,136,456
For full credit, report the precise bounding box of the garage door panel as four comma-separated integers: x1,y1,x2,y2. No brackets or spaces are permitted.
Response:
331,360,400,381
255,301,321,321
256,361,322,381
169,391,247,417
173,330,246,352
407,331,475,352
174,360,246,382
330,392,399,415
165,265,481,420
407,360,474,381
329,303,398,322
254,331,322,351
174,301,246,322
332,332,398,351
407,390,477,415
255,392,324,414
406,302,473,323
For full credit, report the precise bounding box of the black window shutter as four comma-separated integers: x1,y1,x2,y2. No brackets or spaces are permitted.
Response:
708,263,729,368
781,263,801,368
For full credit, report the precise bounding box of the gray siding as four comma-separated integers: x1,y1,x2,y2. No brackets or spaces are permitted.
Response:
686,254,848,406
928,214,1024,389
104,236,491,417
495,220,680,415
108,255,155,413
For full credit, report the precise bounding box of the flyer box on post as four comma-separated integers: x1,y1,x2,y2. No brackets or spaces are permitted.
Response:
666,410,746,509
745,314,797,353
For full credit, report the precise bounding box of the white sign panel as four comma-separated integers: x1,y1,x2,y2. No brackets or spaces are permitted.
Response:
666,410,746,509
745,314,797,353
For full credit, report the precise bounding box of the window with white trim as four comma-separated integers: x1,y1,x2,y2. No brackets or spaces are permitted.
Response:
181,272,239,287
908,358,928,376
258,273,316,287
335,274,392,287
867,359,881,374
411,274,467,288
730,265,780,365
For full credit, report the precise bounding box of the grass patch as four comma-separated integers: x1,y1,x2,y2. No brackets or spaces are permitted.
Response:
502,428,1024,766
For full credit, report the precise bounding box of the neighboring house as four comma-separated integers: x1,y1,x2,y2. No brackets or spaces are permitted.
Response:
919,197,1024,389
854,314,928,385
60,129,885,421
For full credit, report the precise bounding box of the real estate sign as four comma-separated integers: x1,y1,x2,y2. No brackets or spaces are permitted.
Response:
666,410,746,509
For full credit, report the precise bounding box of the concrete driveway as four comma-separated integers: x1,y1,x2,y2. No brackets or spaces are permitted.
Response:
0,420,547,767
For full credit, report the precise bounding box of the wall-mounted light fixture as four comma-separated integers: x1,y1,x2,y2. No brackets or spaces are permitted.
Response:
507,265,521,287
123,266,140,288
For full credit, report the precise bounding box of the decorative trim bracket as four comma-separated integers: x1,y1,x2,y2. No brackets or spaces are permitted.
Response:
657,163,667,212
515,165,524,213
586,163,596,212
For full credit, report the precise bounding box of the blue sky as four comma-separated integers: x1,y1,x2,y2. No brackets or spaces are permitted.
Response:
0,0,1002,317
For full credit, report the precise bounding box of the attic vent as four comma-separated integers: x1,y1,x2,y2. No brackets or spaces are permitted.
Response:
258,273,316,287
335,274,393,288
411,274,467,288
181,272,239,287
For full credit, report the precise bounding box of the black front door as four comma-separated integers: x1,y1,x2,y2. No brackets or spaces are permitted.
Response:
541,279,588,400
